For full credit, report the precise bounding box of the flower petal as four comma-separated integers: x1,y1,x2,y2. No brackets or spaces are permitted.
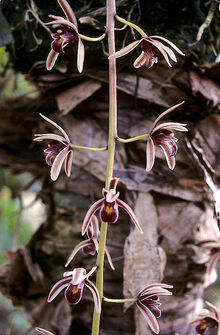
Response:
82,198,104,236
34,133,66,143
146,137,155,172
146,39,172,67
65,240,92,267
150,35,185,55
100,200,119,223
133,51,148,68
35,328,55,335
77,38,85,73
152,122,188,133
159,143,176,170
137,301,160,334
65,281,85,304
205,301,220,319
117,199,143,234
105,246,115,270
85,279,101,313
47,15,78,32
87,215,100,239
46,49,59,71
71,268,87,285
64,150,73,177
57,0,78,27
39,114,70,142
109,39,143,59
47,277,71,302
138,283,173,297
51,146,70,181
151,101,185,130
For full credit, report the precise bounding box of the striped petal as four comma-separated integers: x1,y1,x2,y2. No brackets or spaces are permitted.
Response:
46,49,59,71
105,246,115,270
85,279,101,313
57,0,78,27
47,277,71,302
82,199,104,236
34,134,66,143
35,328,55,335
159,143,176,170
151,101,185,130
87,215,100,239
64,150,73,177
51,146,70,181
39,114,70,142
71,268,87,285
146,137,155,172
47,15,78,32
77,38,85,73
117,199,143,234
65,240,92,267
152,122,188,133
137,301,159,334
150,35,185,55
138,283,173,297
109,39,143,59
133,51,148,68
146,39,172,67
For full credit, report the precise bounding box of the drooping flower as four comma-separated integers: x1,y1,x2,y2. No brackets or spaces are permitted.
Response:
35,328,55,335
46,0,84,72
48,267,100,313
146,101,188,171
34,114,73,181
190,301,220,335
136,283,173,334
109,35,184,69
65,215,115,270
81,178,143,235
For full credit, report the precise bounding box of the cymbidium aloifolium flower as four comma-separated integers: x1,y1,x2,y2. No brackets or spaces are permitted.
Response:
109,34,184,69
46,0,84,72
190,301,220,335
146,101,188,171
65,215,115,270
47,267,101,313
34,114,73,181
81,177,143,235
136,283,173,334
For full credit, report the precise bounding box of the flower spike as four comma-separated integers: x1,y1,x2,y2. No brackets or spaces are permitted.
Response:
34,114,73,181
47,267,100,313
82,178,143,235
146,101,187,171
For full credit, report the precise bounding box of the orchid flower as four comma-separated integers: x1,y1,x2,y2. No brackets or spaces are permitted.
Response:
190,301,220,335
136,283,173,334
109,34,184,69
146,101,188,171
35,328,55,335
34,114,73,181
47,267,101,313
81,178,143,235
65,215,115,270
199,239,220,275
46,0,84,72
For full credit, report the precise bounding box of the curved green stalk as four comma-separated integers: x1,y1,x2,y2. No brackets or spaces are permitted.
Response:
79,33,106,42
115,15,147,38
103,297,137,303
117,133,149,143
70,144,107,151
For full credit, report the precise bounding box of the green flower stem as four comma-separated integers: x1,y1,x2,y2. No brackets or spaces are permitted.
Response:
103,297,137,303
91,0,117,334
70,144,107,151
116,133,149,143
115,15,147,38
79,33,106,42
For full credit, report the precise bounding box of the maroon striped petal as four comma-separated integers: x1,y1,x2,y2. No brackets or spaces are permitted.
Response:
109,39,143,59
137,301,160,334
152,122,187,133
146,137,155,172
34,133,66,143
65,240,92,267
151,101,185,130
77,38,85,73
117,199,143,234
133,51,148,68
51,146,70,181
47,15,78,32
47,277,71,302
35,328,55,335
87,215,100,239
65,281,85,304
138,283,173,297
64,150,73,177
82,199,104,235
100,200,119,223
150,35,185,55
39,114,70,142
46,49,59,71
159,143,176,170
105,246,115,270
57,0,78,26
85,279,101,313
